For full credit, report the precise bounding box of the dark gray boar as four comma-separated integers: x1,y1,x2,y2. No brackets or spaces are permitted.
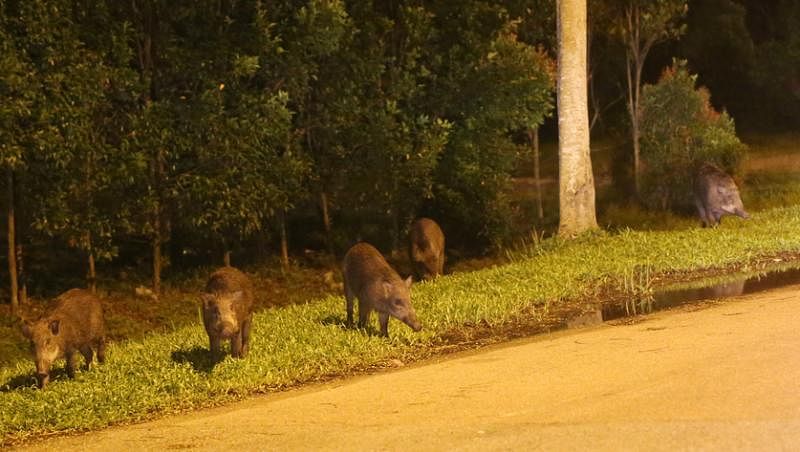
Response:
343,242,422,337
21,289,106,389
201,266,255,358
409,217,445,281
693,163,750,227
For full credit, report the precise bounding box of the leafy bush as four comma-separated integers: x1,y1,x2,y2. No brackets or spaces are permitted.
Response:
639,60,746,211
427,23,556,249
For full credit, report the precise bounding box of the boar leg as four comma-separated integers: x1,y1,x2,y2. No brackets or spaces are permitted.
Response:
209,335,222,356
695,199,709,227
66,350,78,378
80,345,94,370
344,281,355,328
378,312,390,338
709,208,722,227
96,339,106,364
230,332,243,359
358,301,371,330
240,315,252,358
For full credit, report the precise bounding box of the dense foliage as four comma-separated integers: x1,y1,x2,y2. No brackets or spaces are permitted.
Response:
2,0,800,298
0,0,556,295
639,60,746,211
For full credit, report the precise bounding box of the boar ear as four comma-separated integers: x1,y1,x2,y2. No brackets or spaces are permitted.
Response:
229,291,244,302
404,276,413,288
49,320,60,336
21,321,32,339
382,281,392,298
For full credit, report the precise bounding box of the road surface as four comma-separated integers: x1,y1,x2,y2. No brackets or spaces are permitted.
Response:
16,284,800,451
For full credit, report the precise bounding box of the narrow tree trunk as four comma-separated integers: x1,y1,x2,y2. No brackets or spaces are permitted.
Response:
528,127,544,220
152,221,161,296
6,168,18,316
151,148,164,297
632,103,641,195
16,243,26,305
624,3,647,198
320,191,333,254
87,234,97,294
390,208,400,255
85,146,97,294
557,0,598,237
223,249,231,267
279,211,289,270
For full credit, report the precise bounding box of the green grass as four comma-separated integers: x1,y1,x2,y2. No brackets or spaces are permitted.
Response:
743,171,800,211
2,205,800,443
0,263,338,367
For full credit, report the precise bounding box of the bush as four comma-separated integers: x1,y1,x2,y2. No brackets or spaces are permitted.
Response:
639,60,747,211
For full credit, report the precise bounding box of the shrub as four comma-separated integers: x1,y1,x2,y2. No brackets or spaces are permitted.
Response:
639,60,747,211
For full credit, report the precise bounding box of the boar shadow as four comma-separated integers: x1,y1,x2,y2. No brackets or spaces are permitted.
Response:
171,346,222,374
319,314,381,336
319,314,347,329
1,367,70,392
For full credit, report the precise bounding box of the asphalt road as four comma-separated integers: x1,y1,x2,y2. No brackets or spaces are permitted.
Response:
16,284,800,451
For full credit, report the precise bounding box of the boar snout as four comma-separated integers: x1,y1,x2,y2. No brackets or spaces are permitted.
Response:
737,209,750,219
36,373,50,389
404,314,423,332
218,321,237,338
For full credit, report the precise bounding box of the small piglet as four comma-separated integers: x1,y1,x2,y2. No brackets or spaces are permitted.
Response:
21,288,106,389
343,242,422,337
201,266,255,358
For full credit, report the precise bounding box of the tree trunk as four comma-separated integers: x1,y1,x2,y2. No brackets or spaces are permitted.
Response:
528,127,544,220
85,146,97,294
279,210,289,271
624,3,647,198
632,99,641,195
390,208,400,255
223,249,231,267
87,233,97,294
151,148,165,297
320,191,333,254
152,221,162,296
557,0,598,237
6,168,18,316
16,243,26,305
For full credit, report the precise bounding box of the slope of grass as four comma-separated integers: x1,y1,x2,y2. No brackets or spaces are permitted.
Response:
2,205,800,443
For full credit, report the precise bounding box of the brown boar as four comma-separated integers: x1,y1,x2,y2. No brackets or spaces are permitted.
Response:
409,217,445,280
693,163,749,227
21,288,106,389
201,266,255,358
343,242,422,337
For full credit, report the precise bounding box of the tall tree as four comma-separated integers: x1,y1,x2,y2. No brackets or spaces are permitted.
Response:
615,0,686,195
557,0,597,236
425,2,555,248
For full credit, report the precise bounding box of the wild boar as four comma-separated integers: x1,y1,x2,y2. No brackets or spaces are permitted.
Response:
21,288,106,389
343,242,422,337
693,163,749,227
201,266,255,358
409,217,445,281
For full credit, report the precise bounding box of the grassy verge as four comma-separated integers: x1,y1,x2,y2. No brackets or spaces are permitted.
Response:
2,205,800,444
0,264,338,368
